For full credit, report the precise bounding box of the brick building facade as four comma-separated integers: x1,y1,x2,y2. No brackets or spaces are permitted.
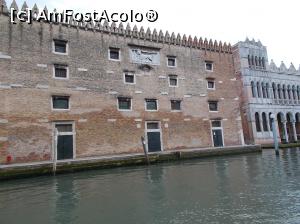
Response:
0,1,244,165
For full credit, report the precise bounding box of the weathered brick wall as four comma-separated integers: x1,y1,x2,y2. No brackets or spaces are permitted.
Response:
0,14,243,164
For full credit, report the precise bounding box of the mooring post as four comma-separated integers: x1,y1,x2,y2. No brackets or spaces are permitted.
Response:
53,128,58,175
270,113,279,156
141,136,150,165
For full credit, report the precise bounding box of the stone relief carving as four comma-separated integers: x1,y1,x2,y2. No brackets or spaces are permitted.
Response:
130,49,160,65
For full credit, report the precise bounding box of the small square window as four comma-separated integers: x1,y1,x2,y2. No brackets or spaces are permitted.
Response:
53,40,67,54
124,72,135,84
52,96,69,110
207,80,215,89
145,99,158,111
167,56,176,67
211,120,221,127
205,61,213,71
118,97,131,110
54,64,68,79
109,48,120,60
169,75,178,87
208,101,218,111
171,100,181,111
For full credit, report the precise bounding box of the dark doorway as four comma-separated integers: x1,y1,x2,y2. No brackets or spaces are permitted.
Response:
57,135,73,160
213,129,224,147
55,123,74,160
146,122,162,152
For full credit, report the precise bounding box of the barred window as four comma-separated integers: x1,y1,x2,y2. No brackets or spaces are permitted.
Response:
52,96,69,109
54,40,67,54
54,64,68,78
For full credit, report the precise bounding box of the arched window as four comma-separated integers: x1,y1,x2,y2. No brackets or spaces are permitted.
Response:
283,85,286,99
255,112,261,132
258,57,262,67
292,86,296,100
277,84,281,99
297,86,300,100
262,83,266,98
266,83,270,98
287,85,291,100
262,57,265,69
262,112,268,132
251,81,256,97
248,55,251,68
272,83,276,98
257,82,261,97
251,56,255,67
255,56,258,67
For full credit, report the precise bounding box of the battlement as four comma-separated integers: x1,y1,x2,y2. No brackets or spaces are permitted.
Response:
0,0,232,53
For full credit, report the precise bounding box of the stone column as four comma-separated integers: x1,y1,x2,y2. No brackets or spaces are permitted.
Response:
283,121,289,143
292,122,298,142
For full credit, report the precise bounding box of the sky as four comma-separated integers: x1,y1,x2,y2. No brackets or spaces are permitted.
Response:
7,0,300,68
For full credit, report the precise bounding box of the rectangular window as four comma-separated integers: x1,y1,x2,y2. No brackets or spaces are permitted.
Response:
169,75,178,87
109,48,120,60
52,96,69,110
118,97,131,110
54,64,68,79
167,56,176,67
211,120,221,128
171,100,181,111
55,124,73,132
124,72,135,84
145,99,158,111
208,101,218,111
147,122,160,130
53,40,68,54
205,61,213,71
207,79,215,89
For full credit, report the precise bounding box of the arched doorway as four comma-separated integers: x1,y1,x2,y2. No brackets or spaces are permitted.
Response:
286,113,294,142
277,113,286,143
296,113,300,141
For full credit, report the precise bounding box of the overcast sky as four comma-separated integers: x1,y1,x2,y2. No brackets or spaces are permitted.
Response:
8,0,300,68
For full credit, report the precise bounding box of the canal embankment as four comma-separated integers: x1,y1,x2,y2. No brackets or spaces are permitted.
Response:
261,142,300,149
0,145,261,180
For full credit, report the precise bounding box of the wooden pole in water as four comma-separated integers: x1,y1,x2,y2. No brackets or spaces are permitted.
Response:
53,128,58,175
141,136,150,165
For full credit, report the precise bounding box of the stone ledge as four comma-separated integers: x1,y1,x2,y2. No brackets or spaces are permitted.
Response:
0,145,261,180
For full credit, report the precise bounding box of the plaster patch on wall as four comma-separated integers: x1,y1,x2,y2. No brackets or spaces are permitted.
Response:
163,118,169,122
75,87,87,91
36,84,49,89
10,84,23,88
0,119,8,124
109,91,118,95
37,64,47,68
107,70,114,74
107,119,117,122
78,68,88,72
158,75,167,79
160,92,168,95
135,90,142,94
184,118,191,121
0,137,8,141
78,119,88,123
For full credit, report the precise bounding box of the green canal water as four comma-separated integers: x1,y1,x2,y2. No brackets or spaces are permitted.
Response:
1,149,300,224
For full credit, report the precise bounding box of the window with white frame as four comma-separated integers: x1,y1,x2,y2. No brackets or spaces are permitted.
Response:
124,71,135,84
171,100,181,111
169,75,178,87
52,96,70,110
109,47,120,60
207,79,215,89
54,64,68,79
167,56,176,67
118,97,132,110
205,61,213,71
53,39,68,54
145,99,158,111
